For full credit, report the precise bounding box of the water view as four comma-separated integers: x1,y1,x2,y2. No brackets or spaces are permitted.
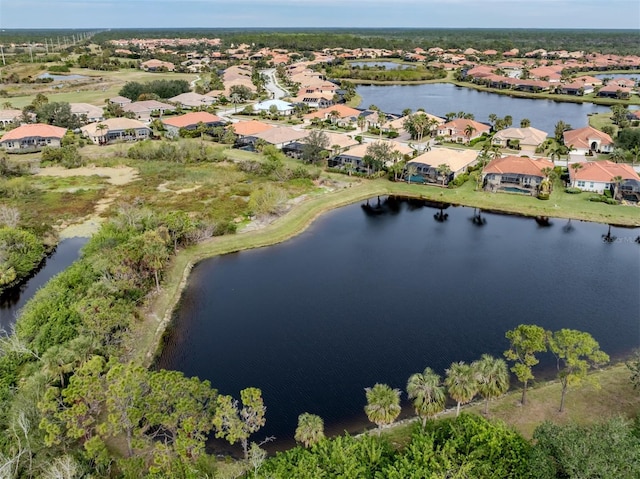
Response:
158,198,640,447
37,72,89,81
356,83,611,135
0,237,88,331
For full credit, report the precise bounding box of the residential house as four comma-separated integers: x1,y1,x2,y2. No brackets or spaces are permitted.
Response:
406,148,479,185
161,111,225,137
294,92,334,109
482,155,554,195
69,103,105,123
557,81,594,95
282,131,358,159
122,100,176,121
81,118,151,145
303,104,362,128
569,160,640,199
492,127,548,153
231,120,275,149
251,126,309,149
437,119,490,143
331,140,413,173
386,111,445,138
0,109,24,128
563,126,614,155
597,84,631,99
167,92,216,109
140,59,175,72
253,99,295,116
0,123,67,152
109,96,133,107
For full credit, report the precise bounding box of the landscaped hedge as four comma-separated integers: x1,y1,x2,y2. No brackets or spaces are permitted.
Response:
565,187,582,194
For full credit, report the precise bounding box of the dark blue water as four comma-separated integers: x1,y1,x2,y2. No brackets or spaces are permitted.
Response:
158,198,640,448
0,237,88,331
356,83,611,135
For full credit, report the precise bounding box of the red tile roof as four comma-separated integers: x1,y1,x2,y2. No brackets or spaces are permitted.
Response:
0,123,67,142
231,120,274,136
483,155,554,177
162,112,223,128
571,160,639,183
563,126,613,150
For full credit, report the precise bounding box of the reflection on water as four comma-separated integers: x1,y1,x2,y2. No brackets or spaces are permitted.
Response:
158,198,639,447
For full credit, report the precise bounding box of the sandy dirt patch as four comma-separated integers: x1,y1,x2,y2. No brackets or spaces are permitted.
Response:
36,166,139,238
35,165,139,185
157,182,203,194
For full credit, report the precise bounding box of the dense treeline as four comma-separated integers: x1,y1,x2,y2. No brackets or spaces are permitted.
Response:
119,79,191,101
90,28,640,55
258,414,640,479
326,66,447,82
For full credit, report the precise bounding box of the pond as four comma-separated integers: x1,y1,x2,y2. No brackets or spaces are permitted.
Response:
157,197,640,449
37,72,89,82
356,83,611,135
0,237,88,331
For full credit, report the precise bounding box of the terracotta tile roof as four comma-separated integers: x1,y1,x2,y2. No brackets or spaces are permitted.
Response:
1,123,67,142
231,120,274,136
483,155,554,177
304,104,361,120
439,118,491,134
570,160,639,183
563,126,613,150
162,112,223,128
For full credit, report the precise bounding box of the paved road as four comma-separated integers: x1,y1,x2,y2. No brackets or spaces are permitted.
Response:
261,68,289,100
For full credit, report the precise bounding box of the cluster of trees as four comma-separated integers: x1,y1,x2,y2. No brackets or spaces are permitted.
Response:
0,223,45,290
118,79,191,101
325,65,447,82
0,205,251,476
261,414,640,479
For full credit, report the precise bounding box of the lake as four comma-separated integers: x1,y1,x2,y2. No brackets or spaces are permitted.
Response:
356,83,611,135
0,237,87,331
157,198,640,449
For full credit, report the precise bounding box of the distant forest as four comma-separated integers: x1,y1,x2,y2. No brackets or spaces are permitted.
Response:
1,28,638,56
90,28,640,55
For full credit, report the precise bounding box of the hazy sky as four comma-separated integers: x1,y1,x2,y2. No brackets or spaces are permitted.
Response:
1,0,639,29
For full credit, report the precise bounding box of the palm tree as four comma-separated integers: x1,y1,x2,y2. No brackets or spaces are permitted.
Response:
610,148,626,164
464,124,476,143
611,175,624,200
407,367,445,427
294,413,325,448
570,162,583,186
437,163,452,187
445,361,478,417
488,113,498,129
356,115,366,132
520,118,531,128
405,163,418,184
472,354,510,415
364,383,401,434
630,145,640,166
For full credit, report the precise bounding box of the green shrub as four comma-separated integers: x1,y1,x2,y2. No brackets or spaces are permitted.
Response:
603,189,613,198
448,173,469,188
538,192,550,200
565,187,582,194
589,195,606,202
605,198,618,205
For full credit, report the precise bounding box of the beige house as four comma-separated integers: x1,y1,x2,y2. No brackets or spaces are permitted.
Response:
0,109,24,128
0,123,67,152
492,127,548,152
167,92,216,109
122,100,176,121
81,118,151,145
407,148,479,185
70,103,105,123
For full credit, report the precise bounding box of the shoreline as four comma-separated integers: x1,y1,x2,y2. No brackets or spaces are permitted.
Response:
142,179,639,366
340,77,639,107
